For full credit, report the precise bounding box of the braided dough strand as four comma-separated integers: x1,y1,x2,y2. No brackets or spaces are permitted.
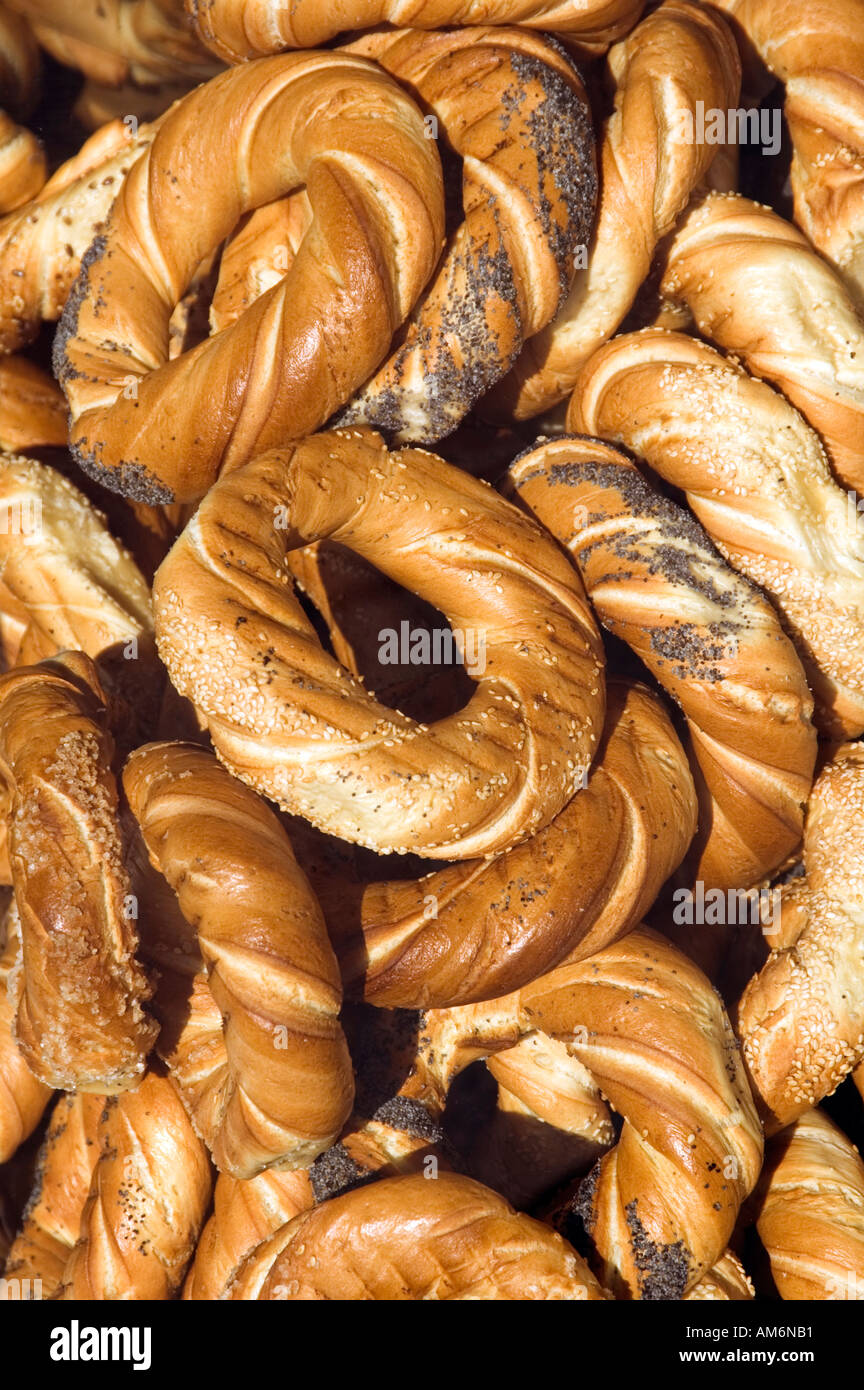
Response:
486,0,741,418
0,653,157,1091
153,428,604,859
334,27,596,443
187,0,646,63
568,328,864,738
508,435,816,890
713,0,864,310
737,743,864,1129
336,680,696,1006
755,1108,864,1300
0,6,45,212
55,54,445,504
0,895,50,1163
57,1071,212,1300
124,740,355,1179
228,1171,607,1300
661,191,864,494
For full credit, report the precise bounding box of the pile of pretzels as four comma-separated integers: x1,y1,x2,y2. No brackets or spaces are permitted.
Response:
1,0,863,1305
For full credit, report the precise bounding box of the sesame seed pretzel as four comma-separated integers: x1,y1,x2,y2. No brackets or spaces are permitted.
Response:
0,652,157,1092
737,743,864,1130
152,428,605,859
54,54,445,504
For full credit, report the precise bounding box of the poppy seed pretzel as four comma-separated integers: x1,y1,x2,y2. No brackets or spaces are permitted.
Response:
508,435,816,890
487,0,741,419
186,0,646,64
568,328,864,738
153,428,605,860
123,740,355,1179
0,652,157,1091
333,27,596,443
54,54,445,505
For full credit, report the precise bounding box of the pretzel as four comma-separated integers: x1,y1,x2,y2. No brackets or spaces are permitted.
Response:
228,1171,607,1301
0,115,158,356
684,1250,754,1301
186,0,646,63
660,191,864,494
153,428,604,858
712,0,864,309
0,895,50,1164
485,0,741,420
327,28,595,443
331,680,697,1007
568,328,864,739
0,6,45,213
2,1092,102,1297
0,652,157,1091
6,0,218,87
56,1070,212,1300
55,55,445,505
754,1108,864,1300
508,435,816,890
737,743,864,1130
124,740,355,1179
324,927,761,1298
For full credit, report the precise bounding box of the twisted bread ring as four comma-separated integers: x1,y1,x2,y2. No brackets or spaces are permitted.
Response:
331,28,596,443
0,115,158,356
54,55,445,505
0,652,157,1091
228,1171,607,1300
2,1091,102,1297
508,435,816,890
187,0,646,63
737,743,864,1130
568,328,864,738
153,428,604,859
0,6,45,213
712,0,864,310
754,1107,864,1300
6,0,218,87
660,191,864,495
57,1070,212,1300
183,1168,314,1301
321,927,761,1298
0,895,50,1163
331,681,696,1006
124,740,355,1179
486,0,741,419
